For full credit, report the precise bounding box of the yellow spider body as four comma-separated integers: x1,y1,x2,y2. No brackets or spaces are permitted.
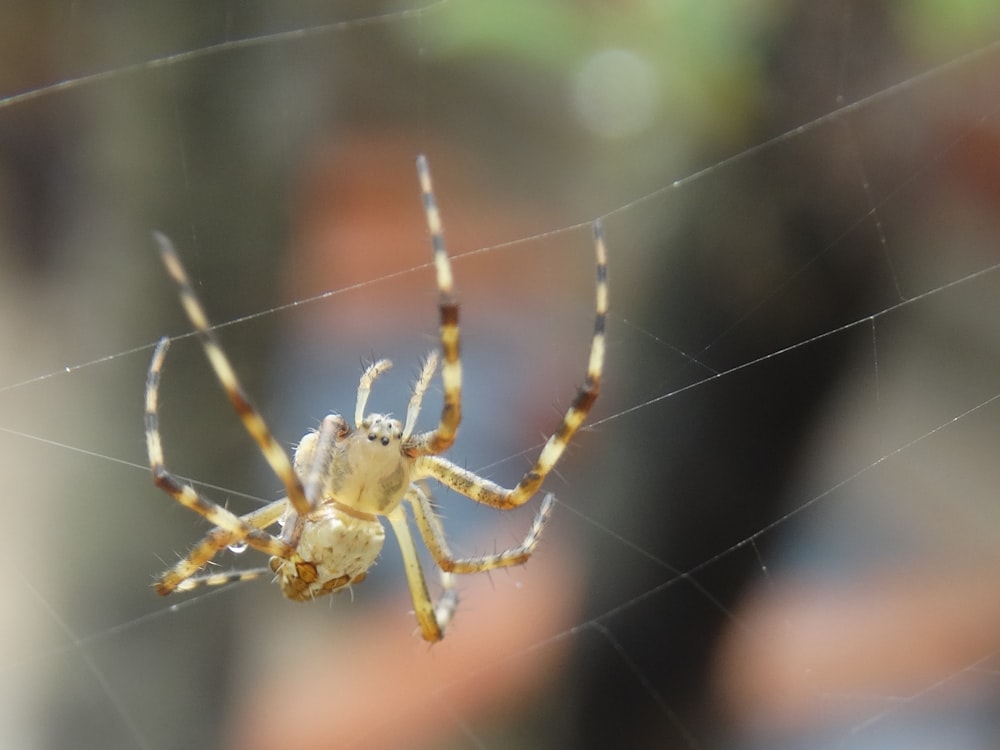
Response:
146,156,607,640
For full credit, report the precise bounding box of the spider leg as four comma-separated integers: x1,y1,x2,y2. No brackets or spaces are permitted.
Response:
155,501,290,594
407,484,555,573
355,359,392,428
152,232,312,517
414,220,607,508
294,414,350,502
277,412,351,554
172,566,272,592
162,412,352,594
386,505,458,642
407,155,462,455
403,350,439,442
147,337,293,594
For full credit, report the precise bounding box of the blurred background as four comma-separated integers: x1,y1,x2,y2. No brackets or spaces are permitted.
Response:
3,1,1000,748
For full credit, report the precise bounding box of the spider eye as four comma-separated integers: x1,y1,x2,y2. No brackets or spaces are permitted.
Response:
368,433,376,441
381,436,390,446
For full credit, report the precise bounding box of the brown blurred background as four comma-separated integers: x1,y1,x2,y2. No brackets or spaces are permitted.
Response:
2,2,1000,749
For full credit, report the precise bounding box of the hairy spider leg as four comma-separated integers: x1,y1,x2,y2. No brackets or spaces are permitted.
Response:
413,219,608,509
407,484,556,574
152,232,312,517
146,336,294,594
406,155,462,456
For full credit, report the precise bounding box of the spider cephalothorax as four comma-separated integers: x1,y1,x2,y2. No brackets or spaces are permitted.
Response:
146,155,607,641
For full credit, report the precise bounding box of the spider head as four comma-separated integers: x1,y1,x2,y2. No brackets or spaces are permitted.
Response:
324,413,412,515
359,413,404,447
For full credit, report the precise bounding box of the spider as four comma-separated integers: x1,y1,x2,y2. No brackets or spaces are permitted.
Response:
145,155,607,641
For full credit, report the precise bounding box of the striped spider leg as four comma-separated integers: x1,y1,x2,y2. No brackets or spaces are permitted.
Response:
146,155,607,641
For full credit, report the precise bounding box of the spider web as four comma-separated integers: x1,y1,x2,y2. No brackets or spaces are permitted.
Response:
2,2,1000,749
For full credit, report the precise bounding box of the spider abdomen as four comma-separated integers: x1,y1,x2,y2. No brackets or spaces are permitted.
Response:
271,506,385,601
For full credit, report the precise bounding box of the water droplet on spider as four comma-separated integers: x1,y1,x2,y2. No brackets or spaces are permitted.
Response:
228,541,248,554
